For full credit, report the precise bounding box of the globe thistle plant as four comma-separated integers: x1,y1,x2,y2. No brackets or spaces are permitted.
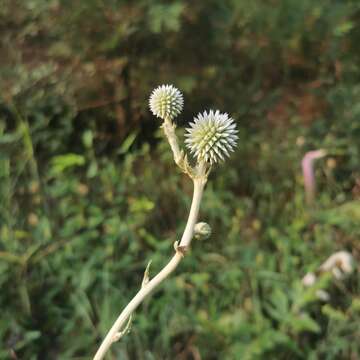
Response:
185,110,238,164
149,84,184,120
94,85,238,360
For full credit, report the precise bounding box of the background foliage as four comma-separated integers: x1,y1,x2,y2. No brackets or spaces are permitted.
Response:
1,0,360,359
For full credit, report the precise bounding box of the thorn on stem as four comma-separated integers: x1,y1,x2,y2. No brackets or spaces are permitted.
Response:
111,314,133,343
141,260,152,288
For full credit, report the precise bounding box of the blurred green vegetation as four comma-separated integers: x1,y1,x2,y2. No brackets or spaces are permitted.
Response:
1,0,360,359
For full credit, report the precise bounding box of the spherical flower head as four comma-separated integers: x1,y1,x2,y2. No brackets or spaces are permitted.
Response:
194,222,212,240
185,110,238,164
149,84,184,120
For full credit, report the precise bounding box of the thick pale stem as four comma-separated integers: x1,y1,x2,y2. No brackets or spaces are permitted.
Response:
179,179,204,248
93,178,205,360
162,118,182,165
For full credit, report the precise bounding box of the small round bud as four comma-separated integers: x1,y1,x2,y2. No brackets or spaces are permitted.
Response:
194,222,211,240
185,110,238,164
149,84,184,120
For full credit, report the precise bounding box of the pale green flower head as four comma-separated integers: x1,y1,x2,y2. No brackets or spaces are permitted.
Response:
185,110,238,164
194,222,212,240
149,84,184,120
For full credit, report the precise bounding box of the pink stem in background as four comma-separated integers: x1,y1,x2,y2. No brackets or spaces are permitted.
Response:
301,149,326,204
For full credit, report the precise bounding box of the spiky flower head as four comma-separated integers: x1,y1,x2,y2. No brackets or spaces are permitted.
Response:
149,84,184,120
185,110,238,164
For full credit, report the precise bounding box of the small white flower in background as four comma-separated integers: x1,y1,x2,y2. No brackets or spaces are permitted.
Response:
302,251,355,302
185,110,238,164
302,272,316,287
319,251,354,279
316,290,330,302
149,84,184,120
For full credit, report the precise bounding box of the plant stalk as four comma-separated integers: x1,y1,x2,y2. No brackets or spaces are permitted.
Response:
93,178,205,360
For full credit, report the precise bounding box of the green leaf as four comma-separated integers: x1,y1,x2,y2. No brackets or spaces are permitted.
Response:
322,305,347,322
50,153,85,175
82,130,93,148
334,22,354,36
291,313,321,334
148,3,184,33
118,131,138,155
